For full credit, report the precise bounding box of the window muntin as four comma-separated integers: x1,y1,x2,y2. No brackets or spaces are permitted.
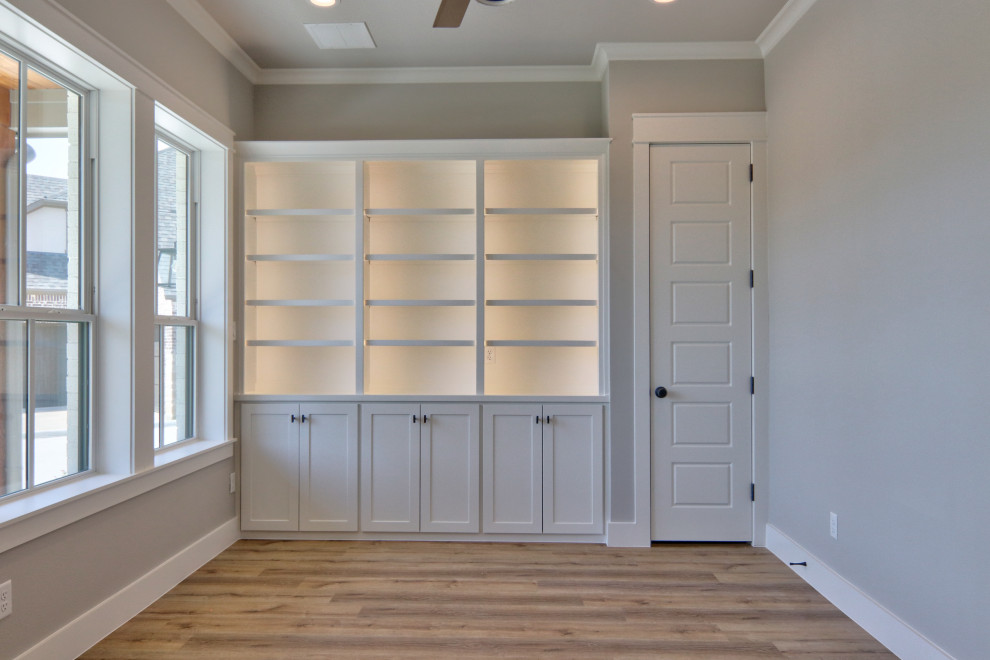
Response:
154,135,196,449
1,48,90,499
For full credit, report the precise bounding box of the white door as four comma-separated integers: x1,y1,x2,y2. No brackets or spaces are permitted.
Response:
542,404,604,534
420,404,480,533
360,404,421,532
299,404,359,532
650,144,753,542
482,404,542,533
240,403,299,531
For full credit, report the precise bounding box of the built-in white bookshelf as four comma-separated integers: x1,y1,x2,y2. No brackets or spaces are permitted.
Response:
239,142,607,398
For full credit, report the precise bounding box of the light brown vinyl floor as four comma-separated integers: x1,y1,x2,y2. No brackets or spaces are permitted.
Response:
80,540,894,659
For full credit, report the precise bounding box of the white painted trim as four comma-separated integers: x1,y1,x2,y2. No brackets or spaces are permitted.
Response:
606,521,650,548
165,0,262,84
0,441,235,554
631,113,768,546
757,0,820,57
593,41,762,70
15,518,239,660
256,64,601,86
765,525,956,660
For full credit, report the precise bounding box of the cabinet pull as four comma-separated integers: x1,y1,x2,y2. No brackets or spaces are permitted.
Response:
300,414,307,423
412,414,419,423
545,415,551,424
290,414,297,423
423,414,429,422
535,416,541,424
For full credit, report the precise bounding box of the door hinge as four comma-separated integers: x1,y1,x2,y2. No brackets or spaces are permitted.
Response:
751,483,756,502
750,269,755,288
750,376,755,395
749,163,754,182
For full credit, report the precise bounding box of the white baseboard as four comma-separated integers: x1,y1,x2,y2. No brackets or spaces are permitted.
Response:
606,521,651,547
16,517,239,660
765,524,955,660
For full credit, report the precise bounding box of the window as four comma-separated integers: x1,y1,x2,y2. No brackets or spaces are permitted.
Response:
1,49,91,497
154,134,196,449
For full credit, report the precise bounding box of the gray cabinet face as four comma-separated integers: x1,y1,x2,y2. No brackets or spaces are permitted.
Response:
420,405,480,533
300,404,359,532
360,404,421,532
240,403,300,531
542,404,604,535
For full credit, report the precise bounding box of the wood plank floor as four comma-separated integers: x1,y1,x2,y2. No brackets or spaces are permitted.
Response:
81,540,893,659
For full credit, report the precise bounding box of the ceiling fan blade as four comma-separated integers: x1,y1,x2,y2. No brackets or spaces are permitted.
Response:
434,0,470,27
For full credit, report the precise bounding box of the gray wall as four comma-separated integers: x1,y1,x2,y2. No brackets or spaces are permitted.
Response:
604,60,766,521
765,1,990,657
35,0,255,138
253,81,602,140
0,461,235,657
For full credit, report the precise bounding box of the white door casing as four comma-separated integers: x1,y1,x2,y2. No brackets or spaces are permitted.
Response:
650,143,753,542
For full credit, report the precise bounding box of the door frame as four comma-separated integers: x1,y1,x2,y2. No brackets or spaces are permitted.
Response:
630,113,768,547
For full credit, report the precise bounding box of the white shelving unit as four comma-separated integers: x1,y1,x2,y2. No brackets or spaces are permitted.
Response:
239,141,607,399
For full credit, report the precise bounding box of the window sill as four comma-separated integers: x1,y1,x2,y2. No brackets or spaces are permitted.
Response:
0,437,236,555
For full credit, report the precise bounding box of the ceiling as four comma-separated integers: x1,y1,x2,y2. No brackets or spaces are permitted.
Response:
171,0,790,81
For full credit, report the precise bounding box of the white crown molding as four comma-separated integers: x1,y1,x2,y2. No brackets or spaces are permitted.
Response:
165,0,262,83
255,64,600,86
757,0,819,56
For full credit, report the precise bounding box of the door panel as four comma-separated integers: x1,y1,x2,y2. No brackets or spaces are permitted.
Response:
651,144,753,542
482,404,542,533
543,404,603,534
360,404,420,532
240,403,299,531
420,404,479,533
300,404,358,531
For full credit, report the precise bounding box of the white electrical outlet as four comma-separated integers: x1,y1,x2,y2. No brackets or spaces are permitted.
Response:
485,346,496,364
0,579,12,620
829,512,838,539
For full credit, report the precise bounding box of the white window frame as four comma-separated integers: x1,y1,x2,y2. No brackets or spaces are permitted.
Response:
0,42,95,498
153,130,198,450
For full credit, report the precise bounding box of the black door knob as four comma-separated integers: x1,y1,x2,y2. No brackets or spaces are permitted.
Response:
654,386,668,399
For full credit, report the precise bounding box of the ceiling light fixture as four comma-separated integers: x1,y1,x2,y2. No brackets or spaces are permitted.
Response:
653,0,677,4
310,0,337,7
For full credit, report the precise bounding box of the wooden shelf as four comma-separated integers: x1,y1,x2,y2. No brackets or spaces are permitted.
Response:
365,208,475,216
366,299,476,307
366,254,474,261
247,340,355,347
247,209,355,216
485,254,596,261
486,299,597,307
247,254,354,262
246,299,355,307
366,340,475,347
485,208,598,216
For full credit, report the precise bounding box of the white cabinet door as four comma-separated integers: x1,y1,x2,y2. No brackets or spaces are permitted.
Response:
299,404,359,532
483,404,542,533
420,404,479,533
361,404,421,531
240,403,299,531
542,404,603,534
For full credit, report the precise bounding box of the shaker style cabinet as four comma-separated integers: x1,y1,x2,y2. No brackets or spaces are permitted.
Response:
240,403,359,532
483,403,604,535
360,404,480,533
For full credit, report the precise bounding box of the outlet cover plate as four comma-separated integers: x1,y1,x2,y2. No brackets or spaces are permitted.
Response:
0,579,11,620
829,512,838,539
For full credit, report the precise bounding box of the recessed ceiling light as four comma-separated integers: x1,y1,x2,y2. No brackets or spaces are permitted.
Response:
653,0,677,3
310,0,337,7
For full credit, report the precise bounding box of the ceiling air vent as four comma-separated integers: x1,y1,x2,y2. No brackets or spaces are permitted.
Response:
304,22,376,49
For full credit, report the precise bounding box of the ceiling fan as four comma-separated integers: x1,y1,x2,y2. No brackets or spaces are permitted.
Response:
434,0,515,28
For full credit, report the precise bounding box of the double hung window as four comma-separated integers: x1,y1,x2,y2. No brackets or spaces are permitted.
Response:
0,49,91,497
154,134,196,449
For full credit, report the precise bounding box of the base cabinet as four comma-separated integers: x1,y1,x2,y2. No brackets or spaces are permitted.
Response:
483,404,603,534
361,403,480,533
241,403,358,531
